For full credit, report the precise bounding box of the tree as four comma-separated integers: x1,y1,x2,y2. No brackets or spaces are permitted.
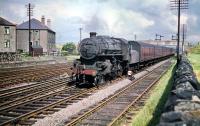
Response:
62,42,76,54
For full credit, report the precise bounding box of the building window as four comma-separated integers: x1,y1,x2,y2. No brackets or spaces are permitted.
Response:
35,30,38,36
49,43,51,49
35,41,39,46
4,40,10,48
5,27,10,34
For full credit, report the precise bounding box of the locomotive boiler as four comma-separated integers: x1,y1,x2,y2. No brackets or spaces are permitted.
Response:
74,32,129,86
73,32,174,86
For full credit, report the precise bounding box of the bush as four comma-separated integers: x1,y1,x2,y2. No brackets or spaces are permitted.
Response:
21,52,30,57
62,42,76,54
61,51,68,56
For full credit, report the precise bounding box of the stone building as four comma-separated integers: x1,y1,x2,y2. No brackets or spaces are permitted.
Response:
0,17,16,52
16,17,56,53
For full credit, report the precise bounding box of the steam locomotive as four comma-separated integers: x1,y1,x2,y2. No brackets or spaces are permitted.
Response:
73,32,174,86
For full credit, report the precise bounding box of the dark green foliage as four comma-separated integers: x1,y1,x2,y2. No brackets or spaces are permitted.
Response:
62,42,76,54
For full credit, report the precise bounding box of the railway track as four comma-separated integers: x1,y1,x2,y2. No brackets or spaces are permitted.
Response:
65,61,172,126
0,84,95,125
0,60,171,126
0,73,126,126
0,77,71,110
0,63,72,88
0,63,68,75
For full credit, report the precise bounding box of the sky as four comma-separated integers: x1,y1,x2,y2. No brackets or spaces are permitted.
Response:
0,0,199,44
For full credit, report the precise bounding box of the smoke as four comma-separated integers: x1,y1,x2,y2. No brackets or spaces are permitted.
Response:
84,14,109,34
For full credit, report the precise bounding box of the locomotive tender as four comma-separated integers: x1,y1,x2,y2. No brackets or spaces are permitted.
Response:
73,32,174,86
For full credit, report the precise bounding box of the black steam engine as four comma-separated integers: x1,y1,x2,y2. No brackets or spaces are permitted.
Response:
73,32,174,86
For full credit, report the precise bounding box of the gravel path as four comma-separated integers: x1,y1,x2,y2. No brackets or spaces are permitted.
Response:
33,60,169,126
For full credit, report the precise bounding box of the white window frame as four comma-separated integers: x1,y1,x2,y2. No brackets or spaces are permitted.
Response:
4,40,10,48
35,41,39,46
5,27,10,34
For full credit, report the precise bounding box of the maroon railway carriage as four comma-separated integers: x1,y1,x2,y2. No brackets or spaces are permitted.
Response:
128,41,173,70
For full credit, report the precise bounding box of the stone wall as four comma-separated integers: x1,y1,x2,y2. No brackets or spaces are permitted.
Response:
158,56,200,126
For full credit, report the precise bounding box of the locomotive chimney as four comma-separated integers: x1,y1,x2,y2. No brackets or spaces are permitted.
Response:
90,32,97,38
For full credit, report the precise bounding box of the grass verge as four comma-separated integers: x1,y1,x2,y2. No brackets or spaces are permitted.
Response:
188,45,200,54
187,53,200,81
65,55,80,62
131,60,176,126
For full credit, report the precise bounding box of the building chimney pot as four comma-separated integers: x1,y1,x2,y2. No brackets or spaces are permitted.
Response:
41,15,45,25
47,19,51,28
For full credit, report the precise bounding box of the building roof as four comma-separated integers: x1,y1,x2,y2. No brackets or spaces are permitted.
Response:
0,17,16,26
17,18,55,33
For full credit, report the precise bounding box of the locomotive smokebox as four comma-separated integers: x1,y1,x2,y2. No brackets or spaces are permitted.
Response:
90,32,97,38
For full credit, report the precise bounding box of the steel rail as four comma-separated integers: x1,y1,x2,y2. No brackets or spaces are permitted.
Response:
0,64,71,87
0,68,69,84
0,76,125,126
0,78,71,110
0,78,68,100
0,87,96,126
0,63,70,73
0,65,69,80
108,63,171,126
0,77,65,94
65,61,171,126
0,85,74,112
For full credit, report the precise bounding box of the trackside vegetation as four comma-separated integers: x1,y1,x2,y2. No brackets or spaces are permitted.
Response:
130,45,200,126
188,45,200,81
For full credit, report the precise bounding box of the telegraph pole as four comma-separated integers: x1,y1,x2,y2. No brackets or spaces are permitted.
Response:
172,34,177,40
170,0,188,63
79,28,82,43
25,3,34,55
182,24,186,53
155,34,164,41
177,0,181,61
134,34,137,41
78,28,82,51
155,34,164,45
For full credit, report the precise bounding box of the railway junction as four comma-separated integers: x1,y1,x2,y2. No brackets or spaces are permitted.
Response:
0,58,172,126
0,33,199,126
